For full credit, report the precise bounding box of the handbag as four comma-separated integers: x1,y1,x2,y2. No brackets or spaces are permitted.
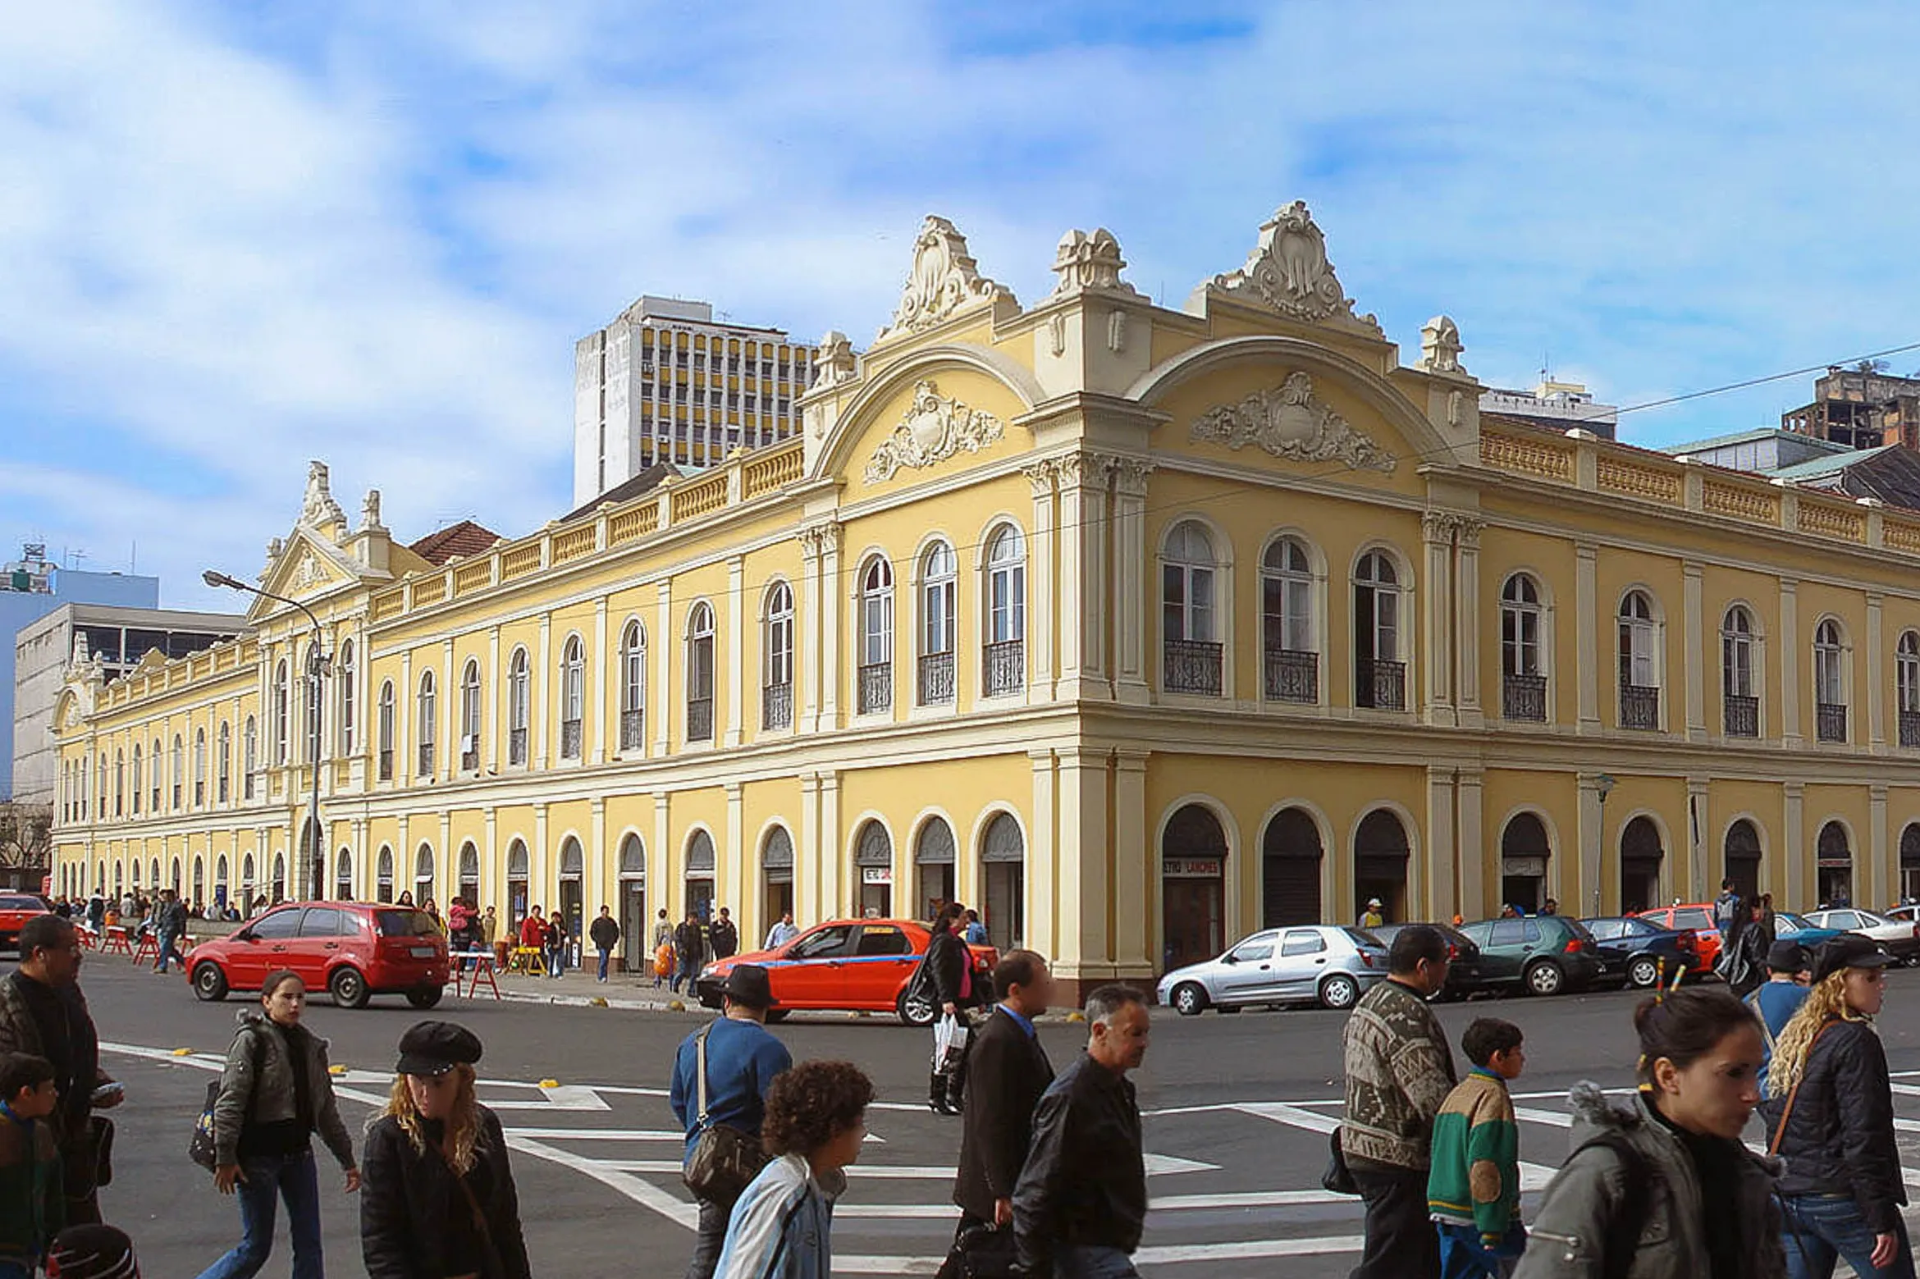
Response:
682,1024,768,1203
936,1223,1019,1279
190,1029,266,1171
1321,1127,1359,1196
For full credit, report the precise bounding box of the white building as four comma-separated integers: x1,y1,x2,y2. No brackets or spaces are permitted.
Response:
1480,378,1619,440
572,296,818,505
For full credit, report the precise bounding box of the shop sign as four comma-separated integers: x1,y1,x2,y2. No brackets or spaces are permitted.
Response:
1163,858,1223,879
862,867,893,885
1501,857,1546,877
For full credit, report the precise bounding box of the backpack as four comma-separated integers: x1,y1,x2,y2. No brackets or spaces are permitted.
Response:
1563,1130,1654,1279
189,1028,267,1171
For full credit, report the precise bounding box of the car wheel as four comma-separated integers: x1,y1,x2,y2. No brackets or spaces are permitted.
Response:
406,985,443,1009
1319,973,1361,1010
1524,960,1565,997
1628,957,1661,989
764,1009,790,1023
191,963,228,1002
896,989,937,1027
329,966,370,1010
1170,982,1208,1016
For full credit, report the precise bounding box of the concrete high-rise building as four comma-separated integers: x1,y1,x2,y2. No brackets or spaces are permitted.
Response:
1479,378,1619,440
573,296,818,506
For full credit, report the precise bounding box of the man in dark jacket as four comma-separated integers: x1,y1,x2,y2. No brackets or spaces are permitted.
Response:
1012,984,1150,1278
952,950,1055,1243
589,906,622,983
672,912,705,995
709,907,738,960
153,889,187,975
0,916,119,1226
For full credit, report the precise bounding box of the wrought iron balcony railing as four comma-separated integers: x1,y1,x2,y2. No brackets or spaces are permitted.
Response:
1264,648,1318,703
1164,639,1224,695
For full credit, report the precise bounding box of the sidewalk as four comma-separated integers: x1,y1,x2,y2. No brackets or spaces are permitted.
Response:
464,960,699,1011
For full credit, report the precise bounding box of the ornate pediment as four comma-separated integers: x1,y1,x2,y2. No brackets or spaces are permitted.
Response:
1051,228,1139,295
876,216,1012,342
1204,201,1373,328
300,460,347,530
864,380,1006,483
1189,372,1396,473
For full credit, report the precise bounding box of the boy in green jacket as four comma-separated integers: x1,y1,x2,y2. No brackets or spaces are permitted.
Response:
1427,1018,1525,1278
0,1052,62,1279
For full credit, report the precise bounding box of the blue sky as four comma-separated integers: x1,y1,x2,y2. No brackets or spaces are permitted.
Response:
8,1,1920,609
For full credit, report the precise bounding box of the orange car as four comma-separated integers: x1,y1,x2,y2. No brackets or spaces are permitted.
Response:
1633,903,1723,970
695,918,998,1025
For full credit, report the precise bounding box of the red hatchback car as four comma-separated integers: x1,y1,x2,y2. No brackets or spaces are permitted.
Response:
0,895,51,952
695,918,998,1025
188,902,450,1010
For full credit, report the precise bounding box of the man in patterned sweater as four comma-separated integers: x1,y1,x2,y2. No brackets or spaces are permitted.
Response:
1427,1018,1527,1278
1341,925,1457,1279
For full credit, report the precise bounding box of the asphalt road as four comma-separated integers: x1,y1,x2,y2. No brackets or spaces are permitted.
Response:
66,959,1920,1277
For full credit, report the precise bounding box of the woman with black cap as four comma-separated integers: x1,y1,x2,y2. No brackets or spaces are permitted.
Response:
1765,935,1913,1279
360,1022,530,1279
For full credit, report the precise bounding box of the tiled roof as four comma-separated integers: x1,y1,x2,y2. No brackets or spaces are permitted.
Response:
408,520,502,566
561,462,679,523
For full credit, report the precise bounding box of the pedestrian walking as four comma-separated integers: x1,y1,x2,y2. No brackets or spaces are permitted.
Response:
590,907,621,983
653,909,674,989
1764,935,1912,1279
1713,877,1740,940
1341,923,1456,1279
1720,898,1770,1000
360,1021,530,1279
673,911,706,996
197,970,359,1279
1360,897,1386,929
1748,940,1812,1095
544,912,569,980
1011,985,1150,1279
709,909,738,962
83,894,103,937
0,1052,64,1279
944,950,1054,1275
917,905,971,1117
711,1060,872,1279
0,916,119,1226
1513,986,1784,1279
153,889,188,975
669,965,793,1279
763,912,799,951
1426,1018,1526,1279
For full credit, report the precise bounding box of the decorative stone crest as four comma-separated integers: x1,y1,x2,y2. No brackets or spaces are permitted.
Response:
1051,228,1138,295
293,551,328,591
877,216,1011,341
300,460,346,529
810,330,858,390
1419,315,1465,375
864,380,1005,483
1189,372,1395,473
1207,201,1357,323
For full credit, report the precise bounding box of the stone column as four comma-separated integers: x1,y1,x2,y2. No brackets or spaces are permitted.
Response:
1782,782,1805,906
1871,784,1891,909
1113,750,1151,980
1575,543,1600,733
1456,768,1484,918
1420,513,1455,727
1780,580,1802,749
726,556,745,748
1054,455,1108,699
1577,774,1607,918
535,613,552,768
1110,457,1154,705
653,584,672,754
1024,462,1057,699
592,598,609,764
1424,766,1455,919
725,782,745,922
1687,777,1709,902
1868,593,1887,753
1453,521,1484,729
486,626,501,772
1055,747,1111,1000
1683,561,1706,742
653,792,670,920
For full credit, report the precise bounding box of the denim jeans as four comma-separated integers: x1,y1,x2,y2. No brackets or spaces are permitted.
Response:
549,945,566,978
194,1148,324,1279
1437,1221,1524,1279
1056,1246,1141,1279
155,932,180,973
685,1193,733,1279
673,956,698,993
1782,1194,1917,1279
597,948,612,981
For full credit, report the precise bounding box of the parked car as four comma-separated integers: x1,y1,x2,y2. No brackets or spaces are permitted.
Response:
695,918,997,1026
187,902,450,1009
1157,925,1388,1014
1885,903,1920,926
0,895,52,953
1366,921,1495,999
1633,903,1724,970
1801,908,1920,963
1771,911,1844,951
1455,915,1604,996
1579,915,1703,988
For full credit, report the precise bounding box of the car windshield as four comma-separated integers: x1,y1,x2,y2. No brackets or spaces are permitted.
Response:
1773,912,1814,932
375,909,438,937
1344,927,1384,948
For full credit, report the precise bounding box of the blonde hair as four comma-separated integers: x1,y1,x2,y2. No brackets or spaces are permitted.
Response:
384,1063,481,1173
1767,970,1866,1098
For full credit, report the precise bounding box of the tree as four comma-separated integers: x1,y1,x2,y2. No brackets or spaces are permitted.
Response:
0,804,52,870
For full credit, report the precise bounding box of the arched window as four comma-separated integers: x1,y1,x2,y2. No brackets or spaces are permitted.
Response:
620,623,647,749
216,721,231,804
241,719,257,800
192,728,207,806
1261,537,1316,703
1813,619,1848,743
111,750,123,818
416,670,436,777
1163,521,1222,695
984,527,1026,696
301,643,321,762
214,855,228,908
1354,551,1404,710
150,737,162,810
460,660,482,770
858,559,894,714
919,542,957,706
376,846,394,903
981,812,1026,948
376,682,395,780
913,818,955,920
1617,591,1659,729
762,587,793,730
1902,823,1920,901
507,840,529,920
759,828,791,936
1500,573,1546,722
508,648,531,765
686,604,716,742
170,735,183,809
459,843,480,905
1724,819,1762,901
335,848,353,900
560,635,584,759
1499,813,1551,912
686,830,717,919
1900,632,1920,749
273,660,290,764
414,843,435,906
192,856,204,908
1722,606,1758,737
1817,821,1853,907
338,639,357,755
852,820,892,917
130,745,141,815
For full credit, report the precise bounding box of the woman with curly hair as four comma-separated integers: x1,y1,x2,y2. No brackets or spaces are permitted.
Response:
713,1060,873,1279
1764,935,1911,1279
360,1022,530,1279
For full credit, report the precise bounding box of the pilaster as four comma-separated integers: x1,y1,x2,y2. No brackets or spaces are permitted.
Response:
1871,784,1891,910
799,773,822,924
1780,580,1802,749
532,803,549,903
1577,773,1607,917
1054,454,1108,699
726,556,745,747
398,651,413,785
725,782,745,919
1456,769,1484,918
590,797,607,917
486,626,501,773
1782,782,1805,907
1055,747,1111,986
1686,777,1709,902
1420,513,1455,727
1425,765,1455,918
592,598,609,764
652,792,670,919
819,769,842,918
1453,521,1484,728
1575,543,1599,734
1682,561,1705,742
654,583,672,753
1868,593,1887,752
1109,457,1154,704
1024,462,1058,699
535,613,552,769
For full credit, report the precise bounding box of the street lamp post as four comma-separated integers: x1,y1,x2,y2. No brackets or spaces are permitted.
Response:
1593,772,1616,917
204,569,330,902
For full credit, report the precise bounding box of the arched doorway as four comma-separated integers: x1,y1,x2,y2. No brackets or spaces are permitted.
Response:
761,827,792,937
1901,824,1920,903
458,843,480,908
618,835,647,967
335,849,353,901
414,844,435,906
299,817,321,902
1353,809,1410,923
1620,816,1663,913
215,855,229,911
557,837,584,942
192,856,205,909
913,819,955,922
981,813,1025,949
1817,821,1853,907
1261,808,1322,927
506,840,529,924
853,821,892,918
1162,804,1228,971
1500,814,1551,913
267,855,281,902
1724,820,1762,902
685,830,716,921
374,847,392,904
240,855,254,911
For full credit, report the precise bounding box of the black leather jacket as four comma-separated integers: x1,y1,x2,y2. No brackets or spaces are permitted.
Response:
1012,1053,1146,1271
1763,1016,1906,1232
926,928,967,1007
361,1105,531,1279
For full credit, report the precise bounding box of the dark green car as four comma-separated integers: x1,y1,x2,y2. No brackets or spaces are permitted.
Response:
1455,915,1605,996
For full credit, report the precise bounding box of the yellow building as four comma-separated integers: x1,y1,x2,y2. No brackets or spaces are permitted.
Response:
50,203,1920,998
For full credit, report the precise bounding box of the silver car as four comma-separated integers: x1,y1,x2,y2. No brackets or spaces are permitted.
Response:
1156,924,1389,1015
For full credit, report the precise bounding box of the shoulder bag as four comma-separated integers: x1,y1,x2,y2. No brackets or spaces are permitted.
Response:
682,1023,768,1203
190,1027,267,1170
1321,1127,1359,1195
